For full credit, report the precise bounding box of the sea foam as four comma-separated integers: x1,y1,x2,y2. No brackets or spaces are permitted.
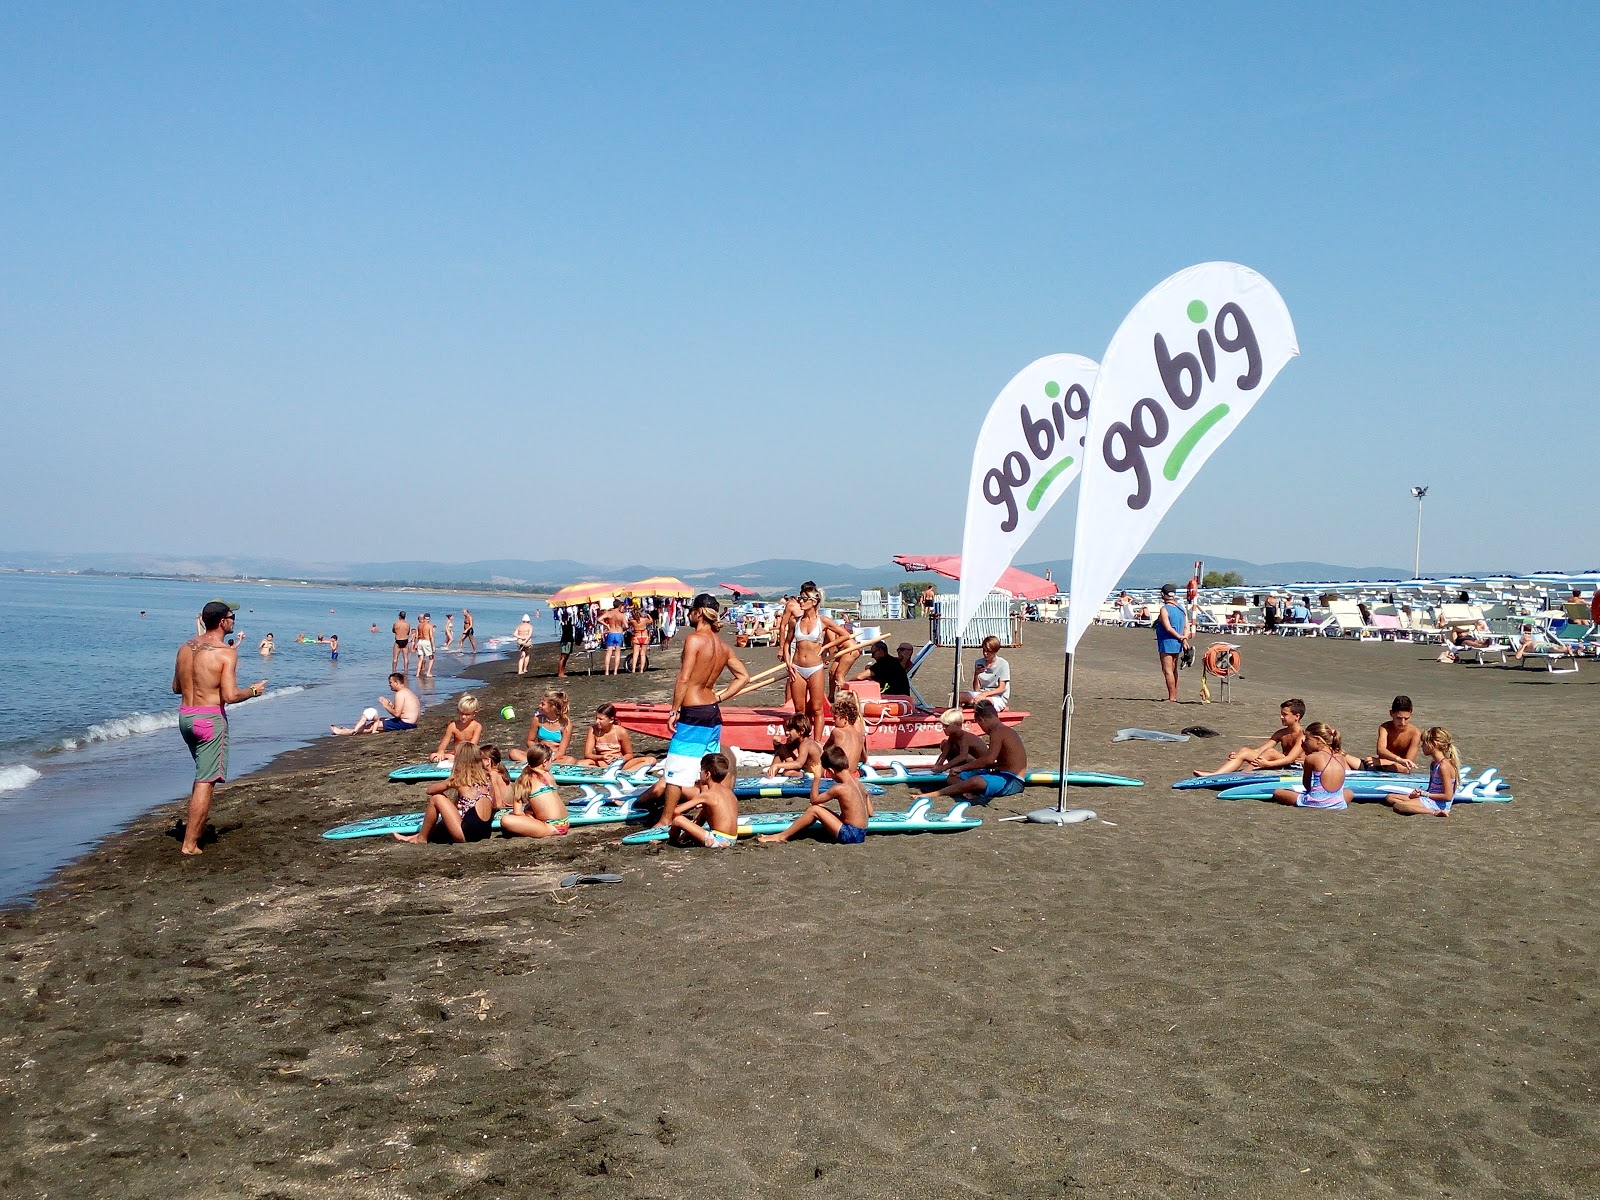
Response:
59,685,309,749
0,764,43,792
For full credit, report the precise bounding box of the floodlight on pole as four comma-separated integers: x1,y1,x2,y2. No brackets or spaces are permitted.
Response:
1411,486,1429,578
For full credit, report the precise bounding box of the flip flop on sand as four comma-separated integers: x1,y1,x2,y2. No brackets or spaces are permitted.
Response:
559,873,623,888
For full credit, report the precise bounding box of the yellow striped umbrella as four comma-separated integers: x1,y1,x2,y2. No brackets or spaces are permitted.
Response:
616,576,695,599
545,581,625,606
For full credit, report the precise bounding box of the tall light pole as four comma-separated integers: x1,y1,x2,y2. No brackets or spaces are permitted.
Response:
1411,486,1429,578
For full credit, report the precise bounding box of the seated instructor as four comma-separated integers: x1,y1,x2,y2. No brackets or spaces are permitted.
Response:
851,640,911,696
172,601,267,856
643,594,752,829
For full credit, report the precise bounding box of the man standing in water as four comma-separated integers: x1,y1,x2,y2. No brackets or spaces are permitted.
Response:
391,611,412,674
645,594,752,829
171,601,267,855
415,612,436,679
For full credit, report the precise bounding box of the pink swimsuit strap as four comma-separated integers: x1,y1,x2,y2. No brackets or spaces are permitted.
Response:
179,705,225,715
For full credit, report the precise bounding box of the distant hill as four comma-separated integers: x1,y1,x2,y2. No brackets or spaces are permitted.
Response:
1,549,1414,592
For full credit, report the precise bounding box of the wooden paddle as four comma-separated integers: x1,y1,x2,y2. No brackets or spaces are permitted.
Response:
735,629,883,696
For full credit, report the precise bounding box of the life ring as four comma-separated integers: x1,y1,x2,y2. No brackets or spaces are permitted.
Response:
862,697,916,722
1203,643,1242,677
1186,577,1200,603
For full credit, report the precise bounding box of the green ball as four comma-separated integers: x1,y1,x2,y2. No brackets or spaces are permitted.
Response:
500,706,516,720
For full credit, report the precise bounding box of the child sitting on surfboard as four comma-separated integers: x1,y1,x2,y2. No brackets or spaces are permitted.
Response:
928,700,1028,803
576,703,656,774
1269,722,1352,810
931,709,985,775
666,752,741,848
429,694,483,763
393,743,506,845
770,714,823,781
1193,699,1306,777
758,744,871,845
822,691,867,788
1357,696,1422,773
1383,727,1460,817
498,745,571,838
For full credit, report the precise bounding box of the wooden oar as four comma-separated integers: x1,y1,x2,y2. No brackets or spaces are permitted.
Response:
735,630,882,696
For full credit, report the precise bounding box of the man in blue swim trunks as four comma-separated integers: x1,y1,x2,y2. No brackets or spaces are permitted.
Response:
642,594,752,829
929,700,1027,803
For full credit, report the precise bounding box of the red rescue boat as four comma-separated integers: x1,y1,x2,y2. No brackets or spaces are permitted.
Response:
611,689,1028,752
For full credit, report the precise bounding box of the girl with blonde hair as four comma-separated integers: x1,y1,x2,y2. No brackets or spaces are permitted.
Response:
1387,727,1460,816
1270,721,1351,809
394,743,500,844
511,689,573,764
498,744,571,838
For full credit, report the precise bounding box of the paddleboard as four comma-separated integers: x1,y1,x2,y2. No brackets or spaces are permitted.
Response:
386,762,878,799
619,799,980,844
321,795,655,840
1173,765,1490,791
1216,773,1512,803
859,763,1142,788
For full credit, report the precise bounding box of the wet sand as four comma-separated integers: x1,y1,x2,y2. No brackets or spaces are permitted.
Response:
2,623,1596,1198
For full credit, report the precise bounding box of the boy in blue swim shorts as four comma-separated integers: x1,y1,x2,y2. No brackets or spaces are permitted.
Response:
929,700,1028,804
757,744,870,844
667,753,743,847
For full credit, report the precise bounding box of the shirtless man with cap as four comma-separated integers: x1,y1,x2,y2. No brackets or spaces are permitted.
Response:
642,594,753,828
171,601,267,855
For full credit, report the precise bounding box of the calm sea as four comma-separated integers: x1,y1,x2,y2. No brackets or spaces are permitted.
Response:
0,573,549,904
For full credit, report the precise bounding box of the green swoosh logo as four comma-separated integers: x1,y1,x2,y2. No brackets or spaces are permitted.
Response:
1025,456,1074,511
1163,404,1230,482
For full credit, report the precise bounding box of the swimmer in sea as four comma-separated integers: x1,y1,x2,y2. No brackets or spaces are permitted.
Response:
259,633,275,656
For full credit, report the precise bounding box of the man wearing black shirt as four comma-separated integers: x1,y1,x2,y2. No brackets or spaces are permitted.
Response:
853,641,910,696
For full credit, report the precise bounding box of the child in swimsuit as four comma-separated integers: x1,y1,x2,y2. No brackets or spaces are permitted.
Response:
577,702,656,773
498,745,571,838
666,751,742,847
770,713,823,781
1385,726,1460,817
758,744,871,845
511,690,572,763
1270,721,1352,810
429,694,483,762
393,743,501,844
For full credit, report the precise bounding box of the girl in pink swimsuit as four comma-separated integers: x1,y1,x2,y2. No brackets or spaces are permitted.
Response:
1271,721,1352,809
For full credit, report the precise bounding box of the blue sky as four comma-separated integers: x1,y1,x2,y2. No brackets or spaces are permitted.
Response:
4,4,1595,572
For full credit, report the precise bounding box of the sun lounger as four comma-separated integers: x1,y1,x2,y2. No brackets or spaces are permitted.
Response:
1325,600,1376,640
1367,613,1411,641
1514,631,1580,674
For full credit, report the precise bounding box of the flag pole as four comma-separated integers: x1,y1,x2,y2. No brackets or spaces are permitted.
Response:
1029,619,1078,824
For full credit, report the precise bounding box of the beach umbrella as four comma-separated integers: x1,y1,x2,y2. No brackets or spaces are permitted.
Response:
545,581,624,607
892,554,1059,600
616,576,694,599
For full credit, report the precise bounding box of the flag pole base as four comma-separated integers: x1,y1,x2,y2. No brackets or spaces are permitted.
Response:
1024,807,1096,826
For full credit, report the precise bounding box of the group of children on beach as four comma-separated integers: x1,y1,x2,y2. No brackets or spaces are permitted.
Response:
394,681,1030,848
1195,694,1460,814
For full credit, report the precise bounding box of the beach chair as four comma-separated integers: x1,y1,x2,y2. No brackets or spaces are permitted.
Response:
903,640,937,710
1325,600,1375,640
1367,613,1410,642
1455,631,1510,666
1512,626,1580,674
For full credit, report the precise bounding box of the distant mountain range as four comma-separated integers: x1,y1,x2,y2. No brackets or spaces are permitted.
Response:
0,549,1414,592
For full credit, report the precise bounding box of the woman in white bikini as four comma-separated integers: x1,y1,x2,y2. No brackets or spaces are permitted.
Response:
783,584,847,739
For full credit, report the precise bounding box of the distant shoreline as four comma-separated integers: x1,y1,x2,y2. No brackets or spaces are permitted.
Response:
0,567,552,601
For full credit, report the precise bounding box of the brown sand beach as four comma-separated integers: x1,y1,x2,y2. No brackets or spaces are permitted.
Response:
1,623,1596,1198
